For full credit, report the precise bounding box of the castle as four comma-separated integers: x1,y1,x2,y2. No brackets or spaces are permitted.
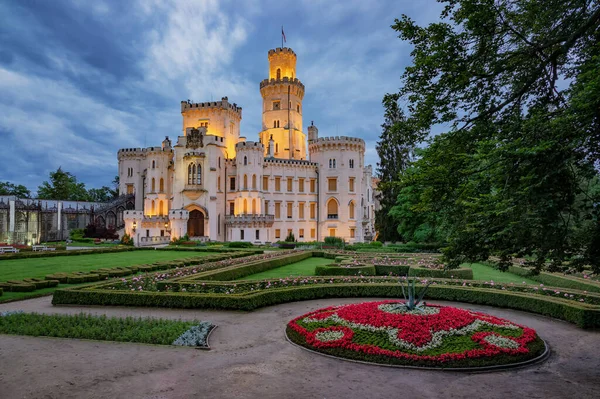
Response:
118,47,376,246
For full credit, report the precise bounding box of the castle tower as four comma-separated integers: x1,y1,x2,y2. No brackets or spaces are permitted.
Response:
259,48,307,160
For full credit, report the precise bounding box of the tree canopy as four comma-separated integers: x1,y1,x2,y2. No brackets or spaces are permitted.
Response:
37,168,118,202
384,0,600,272
0,182,31,198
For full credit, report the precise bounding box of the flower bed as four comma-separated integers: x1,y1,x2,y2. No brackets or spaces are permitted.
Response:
286,301,546,369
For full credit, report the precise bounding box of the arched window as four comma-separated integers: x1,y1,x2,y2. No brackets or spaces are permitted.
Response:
219,157,221,168
349,201,355,219
192,164,197,185
196,165,201,185
244,156,248,165
252,198,257,214
151,178,156,192
329,159,332,168
159,178,164,193
159,200,164,216
218,176,221,191
327,198,338,219
252,174,256,190
349,159,354,168
243,199,248,214
243,174,248,189
152,160,155,169
188,164,192,185
277,68,281,79
333,159,336,168
151,200,155,215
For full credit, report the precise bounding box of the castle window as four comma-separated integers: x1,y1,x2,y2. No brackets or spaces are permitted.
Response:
299,228,304,239
188,164,193,185
264,200,269,213
229,202,235,215
277,68,281,79
273,101,280,110
159,200,165,216
159,178,164,193
252,174,257,190
275,202,281,219
329,228,336,237
328,178,337,192
310,179,316,193
275,229,281,239
151,178,156,192
243,174,248,190
126,184,134,194
349,177,355,192
230,177,236,191
240,229,245,240
350,228,355,238
349,159,354,168
152,160,156,169
196,165,202,185
218,176,221,191
297,104,300,113
243,199,248,214
218,214,221,235
244,156,247,165
256,229,260,240
287,177,293,192
151,200,155,215
252,198,257,214
298,178,304,193
287,202,293,219
299,202,305,219
275,177,281,191
327,199,339,219
219,157,221,168
311,228,316,239
310,202,316,219
329,159,336,168
263,176,269,191
349,201,355,219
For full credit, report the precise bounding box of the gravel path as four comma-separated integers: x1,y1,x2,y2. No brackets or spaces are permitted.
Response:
0,296,599,399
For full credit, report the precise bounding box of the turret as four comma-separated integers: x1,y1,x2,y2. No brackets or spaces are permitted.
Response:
307,121,318,144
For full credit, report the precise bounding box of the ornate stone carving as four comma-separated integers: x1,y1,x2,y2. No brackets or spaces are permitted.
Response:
186,128,204,149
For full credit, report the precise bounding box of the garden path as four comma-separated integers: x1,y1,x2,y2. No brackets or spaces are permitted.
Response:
0,296,599,399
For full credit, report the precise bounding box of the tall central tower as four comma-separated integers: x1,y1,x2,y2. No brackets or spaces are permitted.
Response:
259,48,307,159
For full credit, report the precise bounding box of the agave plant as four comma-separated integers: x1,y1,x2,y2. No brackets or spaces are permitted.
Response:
392,277,433,312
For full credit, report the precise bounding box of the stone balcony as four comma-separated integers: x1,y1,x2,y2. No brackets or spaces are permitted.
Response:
225,214,275,227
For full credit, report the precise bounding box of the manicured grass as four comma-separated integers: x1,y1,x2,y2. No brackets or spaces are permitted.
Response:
0,282,94,303
461,263,538,284
0,312,197,345
236,257,333,280
0,251,212,282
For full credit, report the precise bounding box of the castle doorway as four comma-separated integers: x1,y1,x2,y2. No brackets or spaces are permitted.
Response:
188,210,205,237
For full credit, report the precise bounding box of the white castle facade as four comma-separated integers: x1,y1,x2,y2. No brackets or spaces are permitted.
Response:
118,47,376,246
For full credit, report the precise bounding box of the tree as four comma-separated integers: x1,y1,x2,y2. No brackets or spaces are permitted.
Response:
87,186,115,202
387,0,600,272
37,167,90,201
375,94,419,242
0,181,31,198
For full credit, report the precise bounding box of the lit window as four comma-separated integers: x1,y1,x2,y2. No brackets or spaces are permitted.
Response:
299,228,304,238
349,177,355,192
298,178,305,192
311,228,316,239
287,177,293,192
275,229,281,239
328,178,337,192
230,177,236,191
263,176,269,191
299,202,305,219
275,203,281,219
287,202,293,219
275,177,281,191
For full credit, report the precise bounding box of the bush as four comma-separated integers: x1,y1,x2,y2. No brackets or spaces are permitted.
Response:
227,241,254,248
285,232,296,243
121,233,134,246
315,264,376,276
374,265,411,276
324,237,344,247
508,265,600,293
408,267,473,280
70,228,85,241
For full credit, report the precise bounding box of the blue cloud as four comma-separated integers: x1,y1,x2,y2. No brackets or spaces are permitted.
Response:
0,0,444,193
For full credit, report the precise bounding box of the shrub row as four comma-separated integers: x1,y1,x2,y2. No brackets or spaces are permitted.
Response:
0,246,137,261
373,265,411,276
315,264,377,276
53,283,600,328
508,265,600,293
0,278,60,292
408,267,474,279
180,252,313,282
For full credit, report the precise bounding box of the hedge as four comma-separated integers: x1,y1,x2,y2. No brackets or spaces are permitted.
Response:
315,264,377,276
373,265,411,276
408,267,473,280
508,265,600,293
52,283,600,328
0,288,2,296
179,252,313,282
0,247,138,260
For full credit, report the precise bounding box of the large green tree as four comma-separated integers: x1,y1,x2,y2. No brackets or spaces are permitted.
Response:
386,0,600,272
37,167,90,201
0,182,31,198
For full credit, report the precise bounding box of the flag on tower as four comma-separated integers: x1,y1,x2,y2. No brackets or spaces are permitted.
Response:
282,26,286,44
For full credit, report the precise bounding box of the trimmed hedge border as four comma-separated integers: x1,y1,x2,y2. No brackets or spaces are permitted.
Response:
508,265,600,293
53,282,600,328
409,267,473,280
315,264,377,276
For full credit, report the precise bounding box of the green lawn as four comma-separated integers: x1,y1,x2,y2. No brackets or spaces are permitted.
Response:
237,257,333,280
0,251,211,282
461,263,538,284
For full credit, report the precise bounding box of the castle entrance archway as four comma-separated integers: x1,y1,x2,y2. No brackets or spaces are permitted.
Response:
188,210,205,237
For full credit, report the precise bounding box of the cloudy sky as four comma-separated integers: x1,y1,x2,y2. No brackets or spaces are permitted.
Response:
0,0,444,194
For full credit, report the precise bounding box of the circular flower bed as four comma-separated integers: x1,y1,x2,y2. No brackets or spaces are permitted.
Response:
286,300,547,369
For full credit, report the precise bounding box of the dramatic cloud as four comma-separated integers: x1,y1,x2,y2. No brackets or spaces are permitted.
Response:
0,0,444,193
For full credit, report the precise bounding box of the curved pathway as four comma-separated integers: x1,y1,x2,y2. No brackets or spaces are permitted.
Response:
0,296,599,399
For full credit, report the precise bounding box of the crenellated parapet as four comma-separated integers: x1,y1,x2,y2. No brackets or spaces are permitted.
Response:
263,158,318,169
308,136,366,154
259,77,305,99
180,96,242,118
118,146,173,160
235,141,264,153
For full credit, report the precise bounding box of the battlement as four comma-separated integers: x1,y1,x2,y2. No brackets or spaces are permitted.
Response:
181,96,242,117
118,147,173,156
268,47,296,58
312,136,365,145
259,77,305,91
264,158,318,167
235,141,264,151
